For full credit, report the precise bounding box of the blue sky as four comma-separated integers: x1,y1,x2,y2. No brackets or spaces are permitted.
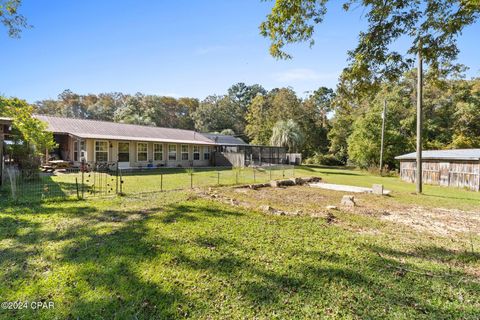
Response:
1,0,479,103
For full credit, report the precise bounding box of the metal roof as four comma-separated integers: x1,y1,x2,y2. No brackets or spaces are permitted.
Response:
34,115,215,145
201,133,248,145
395,149,480,161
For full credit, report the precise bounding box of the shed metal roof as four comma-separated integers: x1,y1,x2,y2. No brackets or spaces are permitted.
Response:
395,149,480,161
34,115,215,145
201,133,248,145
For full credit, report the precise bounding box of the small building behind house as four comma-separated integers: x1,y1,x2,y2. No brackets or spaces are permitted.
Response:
286,153,302,165
395,149,480,191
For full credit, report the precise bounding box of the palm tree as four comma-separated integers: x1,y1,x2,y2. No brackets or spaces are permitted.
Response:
220,128,235,136
270,119,303,152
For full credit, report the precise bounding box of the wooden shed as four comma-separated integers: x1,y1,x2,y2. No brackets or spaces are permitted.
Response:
395,149,480,191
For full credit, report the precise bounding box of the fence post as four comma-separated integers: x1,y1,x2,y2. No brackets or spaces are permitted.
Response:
75,177,80,200
93,170,96,195
81,161,85,199
269,166,272,180
119,169,123,194
217,172,220,186
253,168,256,183
160,173,163,192
116,162,119,194
190,172,193,189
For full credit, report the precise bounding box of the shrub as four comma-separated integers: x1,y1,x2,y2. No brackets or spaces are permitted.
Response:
304,153,344,166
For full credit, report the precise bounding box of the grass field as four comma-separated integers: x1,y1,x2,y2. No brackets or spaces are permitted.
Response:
0,166,479,319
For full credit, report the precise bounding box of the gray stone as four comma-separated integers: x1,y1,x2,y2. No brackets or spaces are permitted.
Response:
340,195,356,207
270,179,295,188
259,205,273,213
372,184,384,195
289,177,302,185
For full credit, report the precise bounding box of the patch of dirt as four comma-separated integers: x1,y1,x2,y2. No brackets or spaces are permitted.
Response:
381,206,480,236
199,185,480,237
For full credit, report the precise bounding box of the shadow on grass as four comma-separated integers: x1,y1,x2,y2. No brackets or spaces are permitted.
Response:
365,243,480,265
1,198,479,318
299,166,362,176
420,192,480,203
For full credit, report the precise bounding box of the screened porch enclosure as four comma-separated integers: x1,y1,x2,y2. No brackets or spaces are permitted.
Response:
214,145,287,167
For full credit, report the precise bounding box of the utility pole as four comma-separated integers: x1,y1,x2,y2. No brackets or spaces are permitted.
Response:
416,36,423,194
379,99,387,175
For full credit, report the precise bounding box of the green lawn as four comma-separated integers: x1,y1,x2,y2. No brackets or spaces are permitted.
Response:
0,166,479,319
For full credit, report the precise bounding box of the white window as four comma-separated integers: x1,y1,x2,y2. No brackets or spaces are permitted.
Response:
181,144,189,160
79,140,85,160
203,146,210,160
95,141,109,162
137,142,148,162
154,143,163,161
118,142,130,162
193,145,200,160
168,144,177,161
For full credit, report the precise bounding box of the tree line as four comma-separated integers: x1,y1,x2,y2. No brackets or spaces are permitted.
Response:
31,70,480,170
33,84,334,160
331,68,480,169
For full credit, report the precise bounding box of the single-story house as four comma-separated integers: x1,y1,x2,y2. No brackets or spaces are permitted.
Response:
34,115,218,168
395,149,480,191
28,115,286,169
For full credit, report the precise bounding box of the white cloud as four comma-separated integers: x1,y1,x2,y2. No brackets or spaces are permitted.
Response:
273,68,338,82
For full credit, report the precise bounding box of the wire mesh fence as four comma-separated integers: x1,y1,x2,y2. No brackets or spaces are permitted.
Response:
0,167,118,203
117,165,295,194
0,164,296,203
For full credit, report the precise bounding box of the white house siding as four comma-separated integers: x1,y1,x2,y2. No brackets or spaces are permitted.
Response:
72,137,212,168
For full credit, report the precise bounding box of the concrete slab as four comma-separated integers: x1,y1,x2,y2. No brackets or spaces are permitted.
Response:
309,182,391,195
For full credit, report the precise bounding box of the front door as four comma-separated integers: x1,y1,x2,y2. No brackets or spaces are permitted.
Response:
118,142,130,169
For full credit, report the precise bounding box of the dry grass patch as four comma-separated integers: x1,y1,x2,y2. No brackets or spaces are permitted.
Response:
207,185,480,239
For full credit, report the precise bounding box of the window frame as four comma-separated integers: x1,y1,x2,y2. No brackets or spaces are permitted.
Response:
168,144,177,161
73,140,79,161
154,143,163,161
118,141,130,162
193,145,200,160
94,140,109,162
137,142,148,162
181,144,189,161
203,146,210,160
80,140,85,160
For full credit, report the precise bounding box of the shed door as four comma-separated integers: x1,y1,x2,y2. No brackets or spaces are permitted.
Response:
439,162,450,186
